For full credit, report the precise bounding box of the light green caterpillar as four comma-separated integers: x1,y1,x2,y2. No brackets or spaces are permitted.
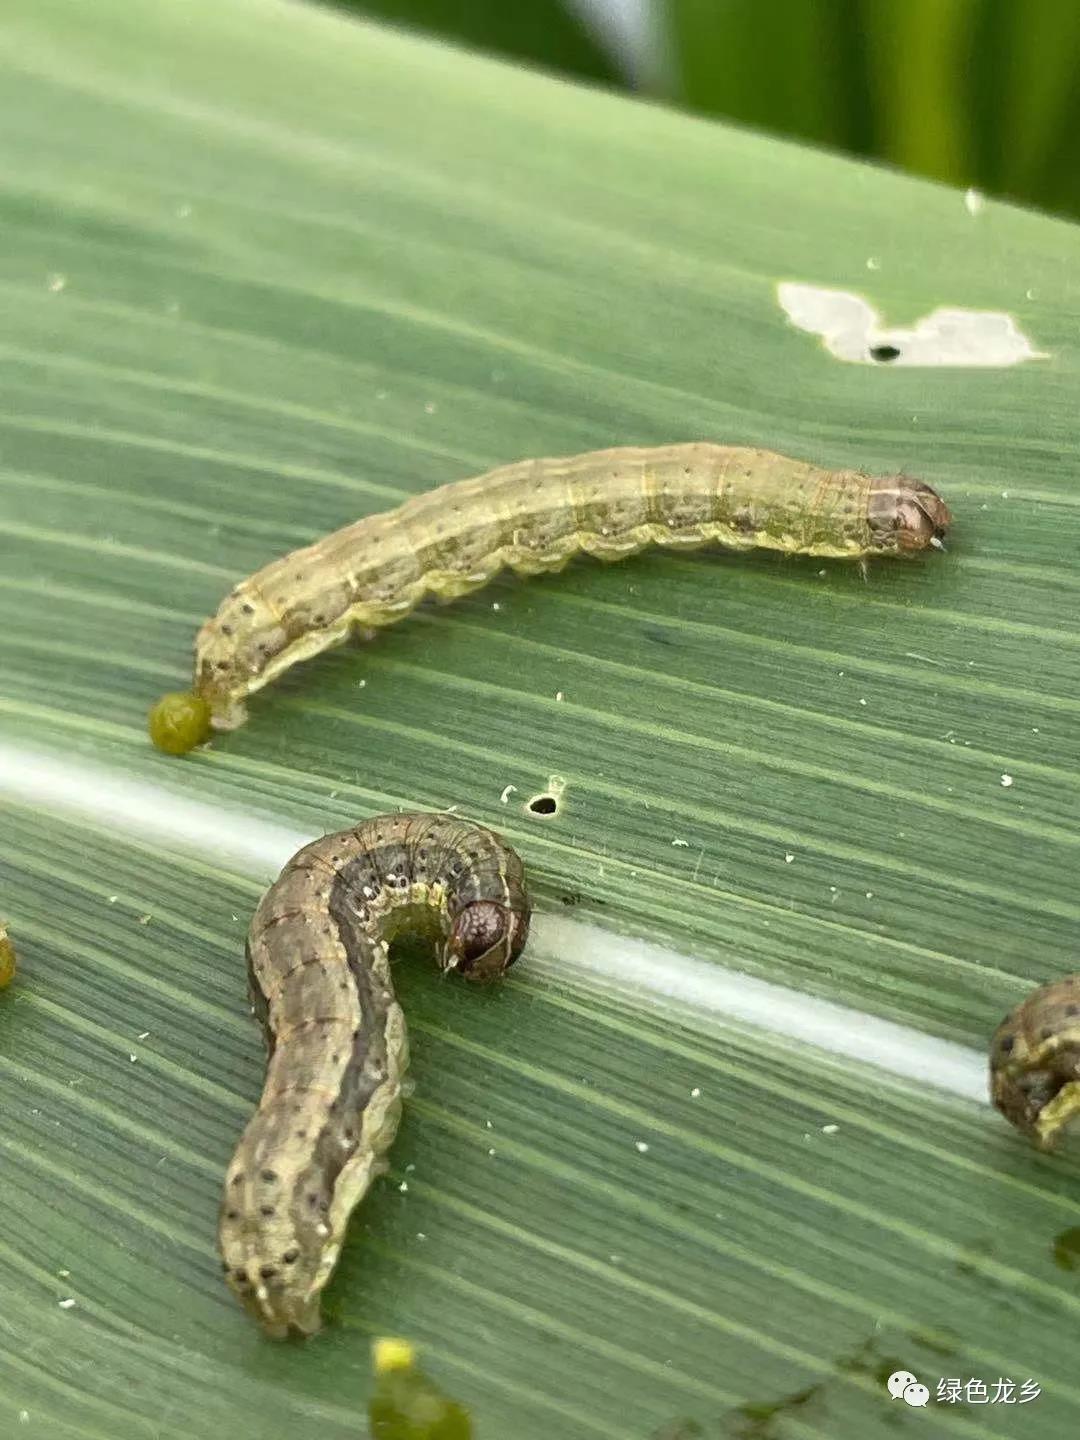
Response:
148,443,951,753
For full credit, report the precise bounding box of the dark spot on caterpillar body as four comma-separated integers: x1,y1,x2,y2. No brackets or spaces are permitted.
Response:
218,812,530,1339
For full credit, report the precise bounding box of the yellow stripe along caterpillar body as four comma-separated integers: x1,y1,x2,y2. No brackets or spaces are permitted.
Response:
148,444,951,751
218,812,529,1338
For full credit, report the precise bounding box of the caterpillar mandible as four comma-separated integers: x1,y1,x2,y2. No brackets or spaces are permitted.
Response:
148,444,951,753
990,975,1080,1148
218,813,529,1339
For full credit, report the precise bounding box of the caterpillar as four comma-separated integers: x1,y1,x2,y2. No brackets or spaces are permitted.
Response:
990,976,1080,1148
148,444,952,753
218,812,529,1339
0,925,15,990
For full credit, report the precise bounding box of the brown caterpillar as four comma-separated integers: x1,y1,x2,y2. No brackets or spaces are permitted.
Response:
148,444,951,752
218,813,529,1339
991,976,1080,1148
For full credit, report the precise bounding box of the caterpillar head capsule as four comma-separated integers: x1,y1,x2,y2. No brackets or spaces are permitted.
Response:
868,476,952,555
444,901,530,983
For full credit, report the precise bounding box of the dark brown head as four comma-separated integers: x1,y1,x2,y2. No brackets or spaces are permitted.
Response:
444,902,530,983
868,476,952,554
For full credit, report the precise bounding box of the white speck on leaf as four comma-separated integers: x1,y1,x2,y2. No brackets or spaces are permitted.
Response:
1001,773,1014,788
635,1140,650,1154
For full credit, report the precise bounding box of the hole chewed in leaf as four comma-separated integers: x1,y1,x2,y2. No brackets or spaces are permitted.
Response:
524,774,566,820
778,281,1047,367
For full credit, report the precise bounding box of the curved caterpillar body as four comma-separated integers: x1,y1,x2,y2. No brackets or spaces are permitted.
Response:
991,975,1080,1148
148,444,951,751
218,813,529,1339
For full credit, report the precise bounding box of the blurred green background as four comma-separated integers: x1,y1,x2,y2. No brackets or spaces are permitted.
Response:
329,0,1080,223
